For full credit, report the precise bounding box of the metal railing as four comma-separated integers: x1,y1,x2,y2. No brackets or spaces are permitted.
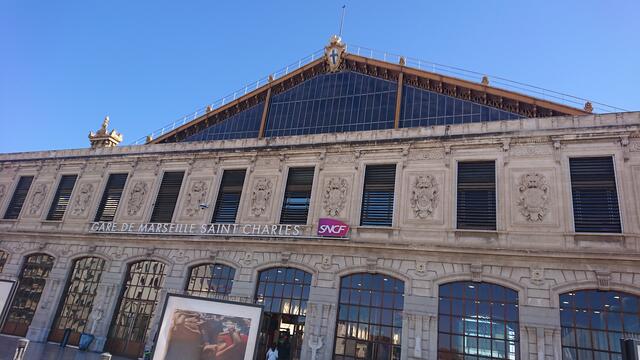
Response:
131,44,628,145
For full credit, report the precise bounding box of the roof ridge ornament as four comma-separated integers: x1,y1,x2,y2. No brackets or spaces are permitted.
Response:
89,116,123,148
325,35,346,72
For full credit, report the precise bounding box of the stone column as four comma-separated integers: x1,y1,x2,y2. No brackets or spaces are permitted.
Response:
89,271,122,352
144,275,184,352
25,265,67,342
403,294,438,360
300,286,339,360
519,305,561,360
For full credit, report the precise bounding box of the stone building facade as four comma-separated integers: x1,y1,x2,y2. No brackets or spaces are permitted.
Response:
0,39,639,360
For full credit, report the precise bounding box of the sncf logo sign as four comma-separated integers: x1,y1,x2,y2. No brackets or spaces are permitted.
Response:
317,218,349,237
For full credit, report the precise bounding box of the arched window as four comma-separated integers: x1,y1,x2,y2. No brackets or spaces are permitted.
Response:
334,273,405,360
185,263,235,297
0,250,8,272
1,253,54,336
255,267,312,360
560,290,640,360
438,281,519,360
105,260,166,359
49,257,106,345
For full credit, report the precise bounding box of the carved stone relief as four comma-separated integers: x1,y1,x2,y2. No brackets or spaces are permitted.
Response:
410,175,439,219
322,177,348,217
251,178,272,217
184,180,208,217
28,183,48,215
0,184,6,203
127,181,148,216
71,183,94,216
517,173,550,222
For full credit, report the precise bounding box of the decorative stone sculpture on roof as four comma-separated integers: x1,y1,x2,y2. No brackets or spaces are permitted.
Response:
89,116,123,148
325,35,346,72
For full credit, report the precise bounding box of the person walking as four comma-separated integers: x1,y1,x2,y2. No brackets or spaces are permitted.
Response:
266,343,279,360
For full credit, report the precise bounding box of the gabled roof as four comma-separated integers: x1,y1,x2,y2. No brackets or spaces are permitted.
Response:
149,39,588,145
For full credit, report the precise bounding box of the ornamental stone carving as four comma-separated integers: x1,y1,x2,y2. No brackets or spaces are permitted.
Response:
410,175,439,219
127,181,148,216
0,184,5,202
184,180,208,217
71,183,94,216
29,183,48,215
517,173,550,222
251,178,272,217
323,177,348,217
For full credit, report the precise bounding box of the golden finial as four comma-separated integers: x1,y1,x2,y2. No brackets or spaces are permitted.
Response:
89,115,123,148
146,135,153,143
481,75,489,85
584,101,593,113
399,56,406,66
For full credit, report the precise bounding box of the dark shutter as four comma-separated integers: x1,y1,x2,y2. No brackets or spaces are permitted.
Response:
457,161,496,230
212,170,246,223
149,171,184,223
3,176,34,219
95,174,128,222
360,164,396,227
280,167,315,224
570,157,621,233
46,175,78,221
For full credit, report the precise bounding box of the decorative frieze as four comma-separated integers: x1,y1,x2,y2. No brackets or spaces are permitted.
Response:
183,180,208,217
127,181,149,216
322,177,348,217
250,177,273,217
410,175,439,219
28,183,48,216
71,183,94,217
517,173,550,222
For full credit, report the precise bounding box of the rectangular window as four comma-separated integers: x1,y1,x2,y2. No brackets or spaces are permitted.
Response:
3,176,34,219
280,167,315,224
360,164,396,227
46,175,78,221
570,157,621,233
457,161,496,230
212,169,246,223
149,171,184,223
94,173,128,222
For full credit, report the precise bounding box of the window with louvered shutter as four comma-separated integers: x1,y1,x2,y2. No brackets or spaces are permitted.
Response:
95,174,128,222
457,161,496,230
212,170,246,223
46,175,78,221
3,176,34,219
360,164,396,227
280,167,315,224
149,171,184,223
570,157,621,233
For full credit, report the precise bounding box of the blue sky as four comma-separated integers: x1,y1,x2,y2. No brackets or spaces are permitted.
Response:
1,1,638,153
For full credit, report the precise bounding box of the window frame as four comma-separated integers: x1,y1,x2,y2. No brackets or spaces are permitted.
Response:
211,168,248,224
45,173,79,221
148,169,187,223
2,175,36,220
358,163,398,227
93,172,130,222
278,166,316,225
454,159,498,231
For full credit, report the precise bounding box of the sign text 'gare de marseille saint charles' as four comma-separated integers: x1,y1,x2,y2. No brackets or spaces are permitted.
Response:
89,218,350,238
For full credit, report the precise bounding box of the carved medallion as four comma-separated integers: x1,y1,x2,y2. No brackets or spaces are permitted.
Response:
127,181,148,216
71,183,94,216
184,181,208,217
29,183,48,215
410,175,439,219
323,177,348,217
324,35,346,72
517,173,549,222
251,178,272,217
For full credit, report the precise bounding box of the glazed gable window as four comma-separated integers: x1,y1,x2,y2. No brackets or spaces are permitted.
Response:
279,167,315,224
360,164,397,227
149,171,184,223
569,157,621,233
46,175,78,221
212,169,246,223
3,176,34,219
95,173,128,222
457,161,496,230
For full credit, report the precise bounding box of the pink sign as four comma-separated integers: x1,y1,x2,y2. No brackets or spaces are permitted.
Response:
317,218,350,237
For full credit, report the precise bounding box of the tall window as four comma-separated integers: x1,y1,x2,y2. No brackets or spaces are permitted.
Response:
360,164,397,227
335,273,405,360
457,161,496,230
49,257,106,345
185,263,235,298
3,176,34,219
560,290,639,360
212,169,246,223
438,281,519,360
0,250,8,272
46,175,78,221
149,171,184,223
569,157,621,233
280,167,315,224
106,260,166,358
95,173,128,222
255,267,312,360
1,253,55,336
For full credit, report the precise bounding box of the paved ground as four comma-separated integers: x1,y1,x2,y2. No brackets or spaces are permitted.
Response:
0,335,131,360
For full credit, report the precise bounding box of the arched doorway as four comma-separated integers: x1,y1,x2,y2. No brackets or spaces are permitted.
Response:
560,289,639,360
437,281,520,360
105,260,166,358
334,273,405,360
255,267,312,360
1,253,55,336
48,256,106,345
